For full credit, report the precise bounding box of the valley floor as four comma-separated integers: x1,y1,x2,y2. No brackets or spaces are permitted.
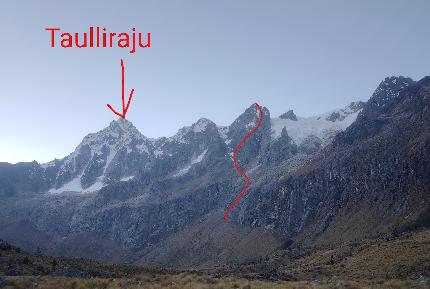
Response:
1,275,428,289
1,230,429,289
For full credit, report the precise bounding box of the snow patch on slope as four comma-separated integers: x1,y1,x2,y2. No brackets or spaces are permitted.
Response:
49,176,83,194
103,147,116,173
85,179,104,192
121,176,135,182
49,176,106,194
154,148,164,157
173,149,208,177
192,148,208,164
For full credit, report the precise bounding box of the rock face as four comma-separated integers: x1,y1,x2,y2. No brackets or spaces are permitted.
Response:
0,75,429,269
51,120,153,192
242,76,430,245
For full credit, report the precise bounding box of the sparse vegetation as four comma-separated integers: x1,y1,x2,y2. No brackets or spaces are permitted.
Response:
3,274,427,289
1,233,429,289
1,275,428,289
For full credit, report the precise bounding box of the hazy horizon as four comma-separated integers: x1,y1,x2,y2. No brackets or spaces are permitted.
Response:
1,0,430,163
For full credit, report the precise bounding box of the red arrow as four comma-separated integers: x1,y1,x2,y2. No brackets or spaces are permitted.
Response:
106,59,135,119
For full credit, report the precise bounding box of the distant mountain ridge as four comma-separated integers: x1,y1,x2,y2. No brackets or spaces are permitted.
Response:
1,75,429,270
0,100,363,195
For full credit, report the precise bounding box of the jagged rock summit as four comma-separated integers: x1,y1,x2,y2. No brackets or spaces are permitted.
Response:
279,110,297,121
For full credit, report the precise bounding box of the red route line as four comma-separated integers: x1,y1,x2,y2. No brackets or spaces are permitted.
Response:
224,102,263,223
107,59,135,119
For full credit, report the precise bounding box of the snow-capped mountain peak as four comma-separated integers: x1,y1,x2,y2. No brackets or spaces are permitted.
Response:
271,102,365,146
47,118,152,194
42,101,364,195
192,118,213,133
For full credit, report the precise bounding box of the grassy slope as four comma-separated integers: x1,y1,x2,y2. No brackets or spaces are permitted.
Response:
233,229,430,281
2,275,426,289
138,210,281,268
1,231,429,289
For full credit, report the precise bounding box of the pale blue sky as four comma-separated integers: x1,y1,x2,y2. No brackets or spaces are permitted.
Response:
1,0,429,163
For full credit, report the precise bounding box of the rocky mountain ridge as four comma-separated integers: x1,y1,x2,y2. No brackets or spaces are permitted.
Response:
1,75,428,270
1,99,363,195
